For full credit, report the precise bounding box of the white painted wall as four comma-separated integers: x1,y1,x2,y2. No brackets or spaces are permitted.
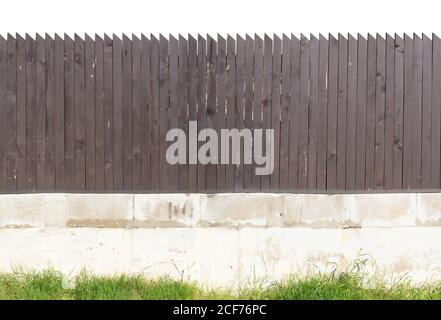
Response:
1,227,441,288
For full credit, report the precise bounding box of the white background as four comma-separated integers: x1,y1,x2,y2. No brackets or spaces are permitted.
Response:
0,0,438,38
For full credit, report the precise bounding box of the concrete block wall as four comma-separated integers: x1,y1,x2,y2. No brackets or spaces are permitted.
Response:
2,192,441,287
0,192,438,229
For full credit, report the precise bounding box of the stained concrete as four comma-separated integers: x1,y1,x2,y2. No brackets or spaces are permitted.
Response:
417,193,441,226
134,194,201,227
200,194,268,227
0,194,67,228
299,194,352,227
66,194,134,228
2,192,438,228
351,193,416,227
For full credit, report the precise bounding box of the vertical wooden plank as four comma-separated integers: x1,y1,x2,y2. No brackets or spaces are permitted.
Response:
25,34,36,191
316,34,328,190
122,35,133,191
336,34,347,190
393,35,404,190
141,35,151,191
431,35,441,189
346,34,358,190
6,34,17,191
54,34,65,190
234,35,244,192
384,34,395,190
216,35,226,190
298,35,309,190
261,34,272,190
95,35,105,191
326,35,338,190
196,35,207,191
16,35,26,191
74,35,85,190
411,35,422,189
103,34,114,190
234,35,245,192
270,35,281,190
178,35,189,190
252,35,263,190
35,34,46,191
243,35,253,190
355,35,367,190
288,35,300,190
159,35,170,190
403,34,414,189
45,34,55,191
150,36,160,191
113,35,123,190
85,34,96,190
225,35,235,191
374,35,386,189
188,35,198,191
132,35,142,190
168,35,179,190
308,35,319,190
0,36,6,191
64,35,75,190
365,34,376,190
421,34,432,188
279,34,291,190
206,35,217,190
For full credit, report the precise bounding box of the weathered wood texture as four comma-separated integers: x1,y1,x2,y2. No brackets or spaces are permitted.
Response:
0,34,438,192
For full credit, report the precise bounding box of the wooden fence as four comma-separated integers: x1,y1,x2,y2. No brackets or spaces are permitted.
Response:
0,33,438,192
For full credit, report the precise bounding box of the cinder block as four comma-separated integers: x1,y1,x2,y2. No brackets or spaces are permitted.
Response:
351,193,416,227
200,193,267,227
0,194,67,228
267,194,302,227
133,194,200,227
283,194,303,226
417,193,441,226
299,194,351,227
65,194,134,228
266,194,285,227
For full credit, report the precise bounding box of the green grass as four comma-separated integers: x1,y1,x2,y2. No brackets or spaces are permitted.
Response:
2,269,441,300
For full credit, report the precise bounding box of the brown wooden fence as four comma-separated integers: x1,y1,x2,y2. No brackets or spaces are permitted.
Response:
0,33,439,193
